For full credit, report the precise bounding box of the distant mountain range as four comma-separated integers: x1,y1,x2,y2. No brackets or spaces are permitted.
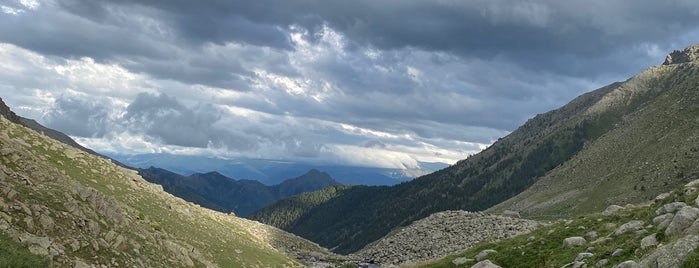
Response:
109,153,447,186
250,44,699,254
139,167,341,217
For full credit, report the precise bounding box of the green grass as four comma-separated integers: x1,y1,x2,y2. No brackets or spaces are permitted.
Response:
0,117,303,267
423,184,699,268
0,233,48,268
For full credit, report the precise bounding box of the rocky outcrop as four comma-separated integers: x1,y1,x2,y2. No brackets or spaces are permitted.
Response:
663,44,699,65
354,210,540,265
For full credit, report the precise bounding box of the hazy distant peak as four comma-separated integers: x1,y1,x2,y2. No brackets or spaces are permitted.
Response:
663,44,699,65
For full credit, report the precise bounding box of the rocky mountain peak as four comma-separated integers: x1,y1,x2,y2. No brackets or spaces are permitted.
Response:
663,44,699,65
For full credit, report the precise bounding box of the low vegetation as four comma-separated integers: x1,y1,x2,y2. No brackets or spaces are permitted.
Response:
422,182,699,267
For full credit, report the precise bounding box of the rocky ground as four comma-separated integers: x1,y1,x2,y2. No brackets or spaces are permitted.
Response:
0,115,335,267
353,210,541,265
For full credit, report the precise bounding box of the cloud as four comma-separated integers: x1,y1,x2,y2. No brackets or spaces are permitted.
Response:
1,1,699,170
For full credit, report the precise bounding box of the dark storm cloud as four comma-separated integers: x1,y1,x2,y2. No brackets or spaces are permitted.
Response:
45,96,110,138
122,92,255,149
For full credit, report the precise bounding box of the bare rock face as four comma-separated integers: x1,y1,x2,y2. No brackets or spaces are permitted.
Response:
663,44,699,65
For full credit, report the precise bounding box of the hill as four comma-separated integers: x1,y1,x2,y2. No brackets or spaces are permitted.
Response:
139,167,341,217
0,108,335,266
488,44,699,219
250,44,699,254
422,181,699,267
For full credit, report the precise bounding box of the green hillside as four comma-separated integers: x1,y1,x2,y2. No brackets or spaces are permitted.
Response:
0,114,331,266
488,55,699,219
250,45,699,254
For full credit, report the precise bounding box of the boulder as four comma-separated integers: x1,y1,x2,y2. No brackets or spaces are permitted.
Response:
656,202,686,215
585,231,598,240
665,206,699,236
613,220,645,236
563,237,587,248
602,205,624,216
475,249,497,261
471,260,500,268
654,192,671,202
452,257,470,265
653,214,674,230
596,259,609,267
502,210,520,218
611,249,624,257
640,234,657,249
639,235,699,268
575,252,594,262
612,260,638,268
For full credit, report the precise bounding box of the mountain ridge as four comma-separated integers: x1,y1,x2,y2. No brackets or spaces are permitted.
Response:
250,44,699,254
139,167,341,217
0,111,338,266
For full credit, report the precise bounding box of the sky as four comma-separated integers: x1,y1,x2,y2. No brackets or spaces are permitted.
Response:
1,0,698,169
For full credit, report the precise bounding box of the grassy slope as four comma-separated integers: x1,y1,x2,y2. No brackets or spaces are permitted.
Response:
420,183,699,267
489,62,699,220
252,82,623,254
0,116,304,267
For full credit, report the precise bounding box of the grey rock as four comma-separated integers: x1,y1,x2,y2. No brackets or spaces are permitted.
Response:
452,257,470,265
611,249,624,257
656,202,686,215
685,178,699,188
612,260,638,268
613,220,645,236
639,235,699,268
663,45,699,65
502,210,520,218
665,206,699,236
640,234,657,249
563,237,587,248
653,213,674,230
596,259,609,267
575,252,594,262
685,187,697,196
471,259,500,268
654,192,671,202
475,249,497,261
573,261,587,268
38,214,54,231
602,205,624,216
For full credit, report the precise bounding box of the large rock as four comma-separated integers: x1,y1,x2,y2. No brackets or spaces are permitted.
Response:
602,205,624,216
653,213,674,230
613,220,645,236
563,237,587,248
475,249,497,261
471,260,500,268
452,257,470,265
656,202,686,215
640,233,657,249
663,45,699,65
612,260,638,268
665,206,699,236
639,235,699,268
575,252,594,262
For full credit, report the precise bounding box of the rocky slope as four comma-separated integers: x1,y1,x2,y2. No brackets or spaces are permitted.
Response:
423,180,699,267
0,113,335,267
353,211,540,265
0,97,111,164
489,44,699,219
139,167,340,217
254,44,699,254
